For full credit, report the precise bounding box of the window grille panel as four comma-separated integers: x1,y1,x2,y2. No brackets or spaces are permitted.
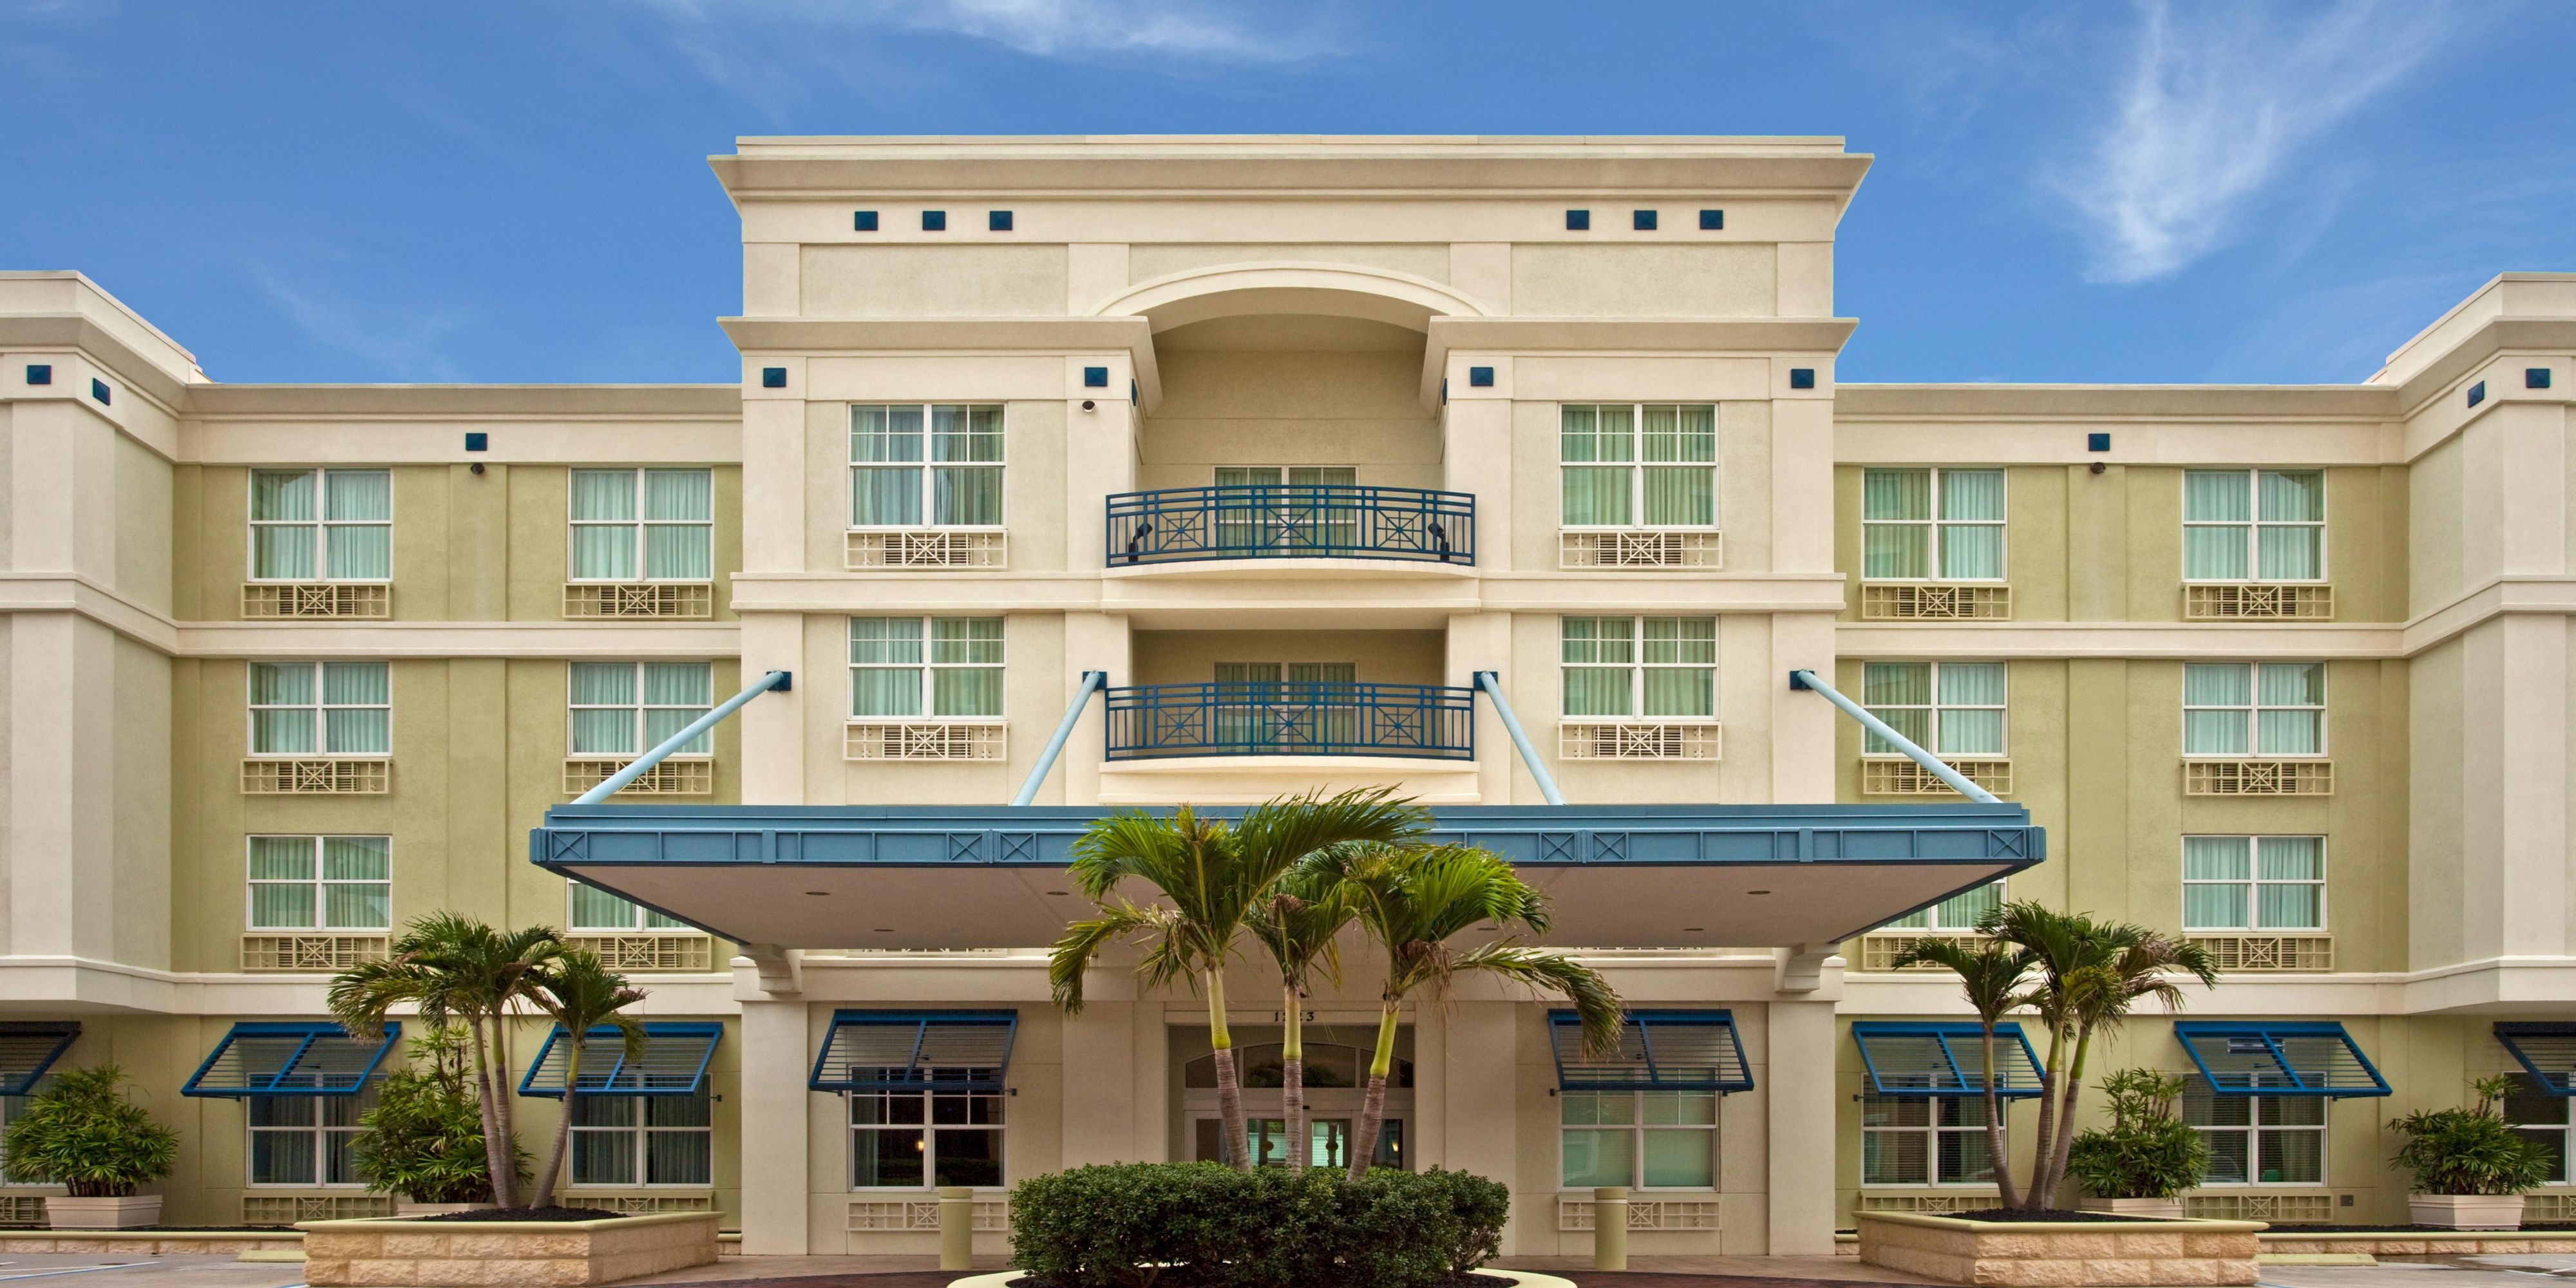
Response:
1558,530,1722,569
240,935,392,972
848,1198,1010,1231
1862,759,2012,796
241,583,390,619
569,934,719,972
242,1194,393,1226
561,583,714,619
240,760,390,794
1559,722,1722,761
1555,1197,1721,1231
2184,761,2334,795
1859,583,2012,620
564,759,715,796
846,530,1008,569
844,723,1008,761
2188,935,2334,972
2185,583,2334,620
2183,1192,2333,1222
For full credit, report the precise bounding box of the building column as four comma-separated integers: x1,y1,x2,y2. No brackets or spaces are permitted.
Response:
1059,1001,1137,1166
1059,612,1129,806
1447,612,1515,804
737,998,812,1255
1765,1000,1836,1255
1441,1002,1517,1250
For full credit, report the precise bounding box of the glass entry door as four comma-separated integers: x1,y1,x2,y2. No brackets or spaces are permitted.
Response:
1193,1115,1401,1171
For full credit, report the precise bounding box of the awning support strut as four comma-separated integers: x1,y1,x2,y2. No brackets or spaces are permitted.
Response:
574,670,792,805
1013,670,1108,806
1788,668,1999,804
1474,670,1566,806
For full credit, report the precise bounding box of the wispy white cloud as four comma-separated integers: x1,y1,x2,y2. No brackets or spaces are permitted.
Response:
2052,0,2478,284
641,0,1341,77
249,266,472,382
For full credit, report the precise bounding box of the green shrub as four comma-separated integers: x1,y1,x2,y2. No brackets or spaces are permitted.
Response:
1010,1162,1508,1288
3,1065,180,1197
2391,1075,2553,1196
350,1025,528,1203
2067,1068,2208,1201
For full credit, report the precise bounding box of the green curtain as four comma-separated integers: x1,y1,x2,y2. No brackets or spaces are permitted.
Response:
249,663,317,753
1560,618,1635,717
568,663,637,755
641,470,714,579
1862,469,1931,578
931,619,1005,717
1938,470,2005,578
2182,663,2251,755
1640,618,1715,718
850,618,925,717
323,836,391,929
2255,663,2324,754
1560,405,1635,526
850,617,924,665
643,663,714,754
2256,837,2324,928
251,471,318,578
851,406,925,526
569,882,638,930
1933,880,2003,929
1935,663,2007,755
929,406,1005,526
571,470,638,579
1861,662,1930,755
2183,471,2251,578
323,662,390,754
248,837,316,928
323,471,393,580
2183,836,2251,928
2256,469,2324,580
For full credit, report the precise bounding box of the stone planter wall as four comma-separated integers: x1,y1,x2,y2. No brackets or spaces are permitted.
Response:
298,1211,719,1287
1856,1211,2264,1287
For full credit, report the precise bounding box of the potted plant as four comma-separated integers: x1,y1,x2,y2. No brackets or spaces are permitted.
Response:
352,1024,527,1215
2392,1075,2551,1229
3,1064,179,1228
2068,1069,2208,1218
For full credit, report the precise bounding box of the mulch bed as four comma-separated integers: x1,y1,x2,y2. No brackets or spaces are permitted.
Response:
643,1273,1927,1288
419,1205,628,1222
1934,1208,2163,1224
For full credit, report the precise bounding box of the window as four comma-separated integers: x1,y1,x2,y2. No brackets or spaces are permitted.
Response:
1861,1095,1998,1186
569,663,714,758
2506,1076,2571,1185
248,662,390,756
1881,881,2004,933
2183,1087,2324,1184
2184,469,2324,581
1862,662,2005,757
1559,1091,1716,1189
569,884,691,933
849,1089,1003,1189
569,469,713,582
571,1094,713,1187
851,405,1005,529
249,1094,370,1186
1214,466,1358,549
1560,404,1718,529
1862,468,2004,580
2183,663,2324,756
249,469,391,581
2183,837,2325,931
247,837,390,931
1560,617,1716,720
850,618,1004,720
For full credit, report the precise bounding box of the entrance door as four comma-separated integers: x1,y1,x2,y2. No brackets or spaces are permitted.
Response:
1192,1114,1403,1171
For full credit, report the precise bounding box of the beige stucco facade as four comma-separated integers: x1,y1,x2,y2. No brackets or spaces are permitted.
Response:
2,137,2574,1256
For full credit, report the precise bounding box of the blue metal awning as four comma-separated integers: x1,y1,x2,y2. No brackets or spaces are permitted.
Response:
519,1022,721,1098
183,1022,400,1097
1853,1021,2045,1098
811,1011,1018,1093
1550,1010,1753,1093
2497,1023,2576,1095
0,1022,80,1097
2175,1022,2390,1097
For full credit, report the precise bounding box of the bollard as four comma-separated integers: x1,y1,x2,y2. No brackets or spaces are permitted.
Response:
1592,1186,1629,1271
938,1186,974,1271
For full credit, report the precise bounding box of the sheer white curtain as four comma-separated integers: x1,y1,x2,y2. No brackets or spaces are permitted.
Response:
1640,404,1716,526
323,837,391,929
930,406,1004,526
2256,837,2324,928
2183,664,2252,755
2255,663,2324,754
2183,836,2251,928
1560,617,1636,717
251,471,317,578
1862,469,1931,578
2183,471,2251,579
851,406,925,526
1862,661,1931,753
323,471,392,580
569,663,639,755
571,470,638,580
643,470,713,579
1560,406,1633,526
849,618,925,717
643,663,714,753
931,619,1004,717
250,663,316,753
1938,470,2005,579
1935,663,2007,755
248,837,316,928
322,662,390,754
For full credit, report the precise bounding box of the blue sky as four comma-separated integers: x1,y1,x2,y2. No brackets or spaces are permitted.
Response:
5,0,2570,386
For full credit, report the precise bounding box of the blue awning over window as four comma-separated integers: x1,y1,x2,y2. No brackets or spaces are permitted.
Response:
183,1022,400,1097
2496,1023,2576,1095
1549,1010,1753,1093
1853,1021,2045,1098
2175,1022,2390,1097
0,1023,80,1097
519,1022,721,1098
810,1011,1016,1093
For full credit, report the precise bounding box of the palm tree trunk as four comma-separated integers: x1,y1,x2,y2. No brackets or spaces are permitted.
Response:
1980,1025,2020,1210
1207,969,1251,1172
487,1012,520,1208
1282,984,1306,1173
2024,1021,2067,1211
1347,999,1399,1180
464,1011,514,1209
535,1043,580,1208
2041,1026,2098,1209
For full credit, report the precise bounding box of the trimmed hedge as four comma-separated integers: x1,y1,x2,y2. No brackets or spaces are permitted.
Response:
1010,1163,1510,1288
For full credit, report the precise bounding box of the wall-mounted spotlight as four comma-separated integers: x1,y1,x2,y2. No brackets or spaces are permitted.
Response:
1081,399,1097,412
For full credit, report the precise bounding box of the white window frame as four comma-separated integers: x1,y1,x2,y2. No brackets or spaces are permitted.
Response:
246,468,393,584
2183,468,2327,584
245,836,392,933
2181,836,2327,933
246,1094,370,1188
567,884,691,933
1860,466,2007,582
848,617,1007,723
2182,663,2327,759
566,468,714,584
846,1089,1006,1191
567,661,715,760
2184,1092,2327,1186
1861,1094,2003,1187
1881,880,2006,933
1860,661,2008,759
1557,1090,1719,1192
848,404,1007,533
2505,1077,2573,1186
568,1092,714,1188
1557,403,1721,531
1557,616,1719,724
245,662,391,759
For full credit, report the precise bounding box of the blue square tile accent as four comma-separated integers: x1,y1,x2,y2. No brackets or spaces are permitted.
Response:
1633,209,1658,231
1439,379,1447,404
1130,379,1138,402
761,367,788,389
24,365,50,385
854,210,878,232
1565,209,1590,231
1083,366,1108,388
988,210,1012,232
2468,381,2486,407
464,432,489,452
2087,432,2112,452
922,210,947,232
2531,368,2553,390
1468,366,1494,388
1788,368,1815,390
90,379,109,404
1700,209,1724,230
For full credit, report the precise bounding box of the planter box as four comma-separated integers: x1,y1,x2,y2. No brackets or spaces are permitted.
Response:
298,1211,718,1287
2078,1198,2186,1220
1857,1210,2264,1286
393,1202,483,1217
2409,1193,2525,1231
44,1196,161,1229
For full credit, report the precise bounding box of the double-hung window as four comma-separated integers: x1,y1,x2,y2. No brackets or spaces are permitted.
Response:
1861,662,2005,759
248,663,390,757
2183,663,2324,757
850,618,1005,722
249,1094,370,1186
1861,1095,1998,1186
851,1088,1003,1189
2183,1086,2324,1184
1880,882,2005,934
569,663,714,759
2506,1077,2573,1184
572,1094,713,1187
1560,1090,1716,1189
569,469,713,582
1560,617,1717,721
1862,468,2005,580
851,405,1005,529
2183,837,2325,932
249,469,392,581
247,837,391,932
569,884,692,933
1560,404,1718,529
2184,469,2324,582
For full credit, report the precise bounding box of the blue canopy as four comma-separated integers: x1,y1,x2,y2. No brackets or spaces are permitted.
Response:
1853,1021,2045,1098
2175,1021,2389,1097
520,1022,721,1097
0,1022,80,1097
1549,1010,1753,1093
811,1010,1016,1093
184,1022,400,1097
2496,1023,2576,1095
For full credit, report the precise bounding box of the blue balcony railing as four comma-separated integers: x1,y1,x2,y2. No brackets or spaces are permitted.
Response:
1106,485,1474,566
1104,682,1476,761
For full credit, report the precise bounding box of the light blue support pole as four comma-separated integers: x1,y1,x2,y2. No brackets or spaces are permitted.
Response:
574,670,792,805
1472,670,1566,807
1787,668,2000,804
1012,670,1108,807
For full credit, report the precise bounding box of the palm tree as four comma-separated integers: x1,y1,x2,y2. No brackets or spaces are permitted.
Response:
1048,790,1429,1172
1891,935,2037,1209
1978,901,2089,1211
1312,843,1625,1179
330,913,564,1208
1246,862,1356,1171
527,951,647,1209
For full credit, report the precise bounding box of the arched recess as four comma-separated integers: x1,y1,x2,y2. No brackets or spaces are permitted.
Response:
1092,262,1488,334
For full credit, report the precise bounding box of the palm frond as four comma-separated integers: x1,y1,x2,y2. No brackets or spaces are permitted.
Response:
1453,943,1625,1057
